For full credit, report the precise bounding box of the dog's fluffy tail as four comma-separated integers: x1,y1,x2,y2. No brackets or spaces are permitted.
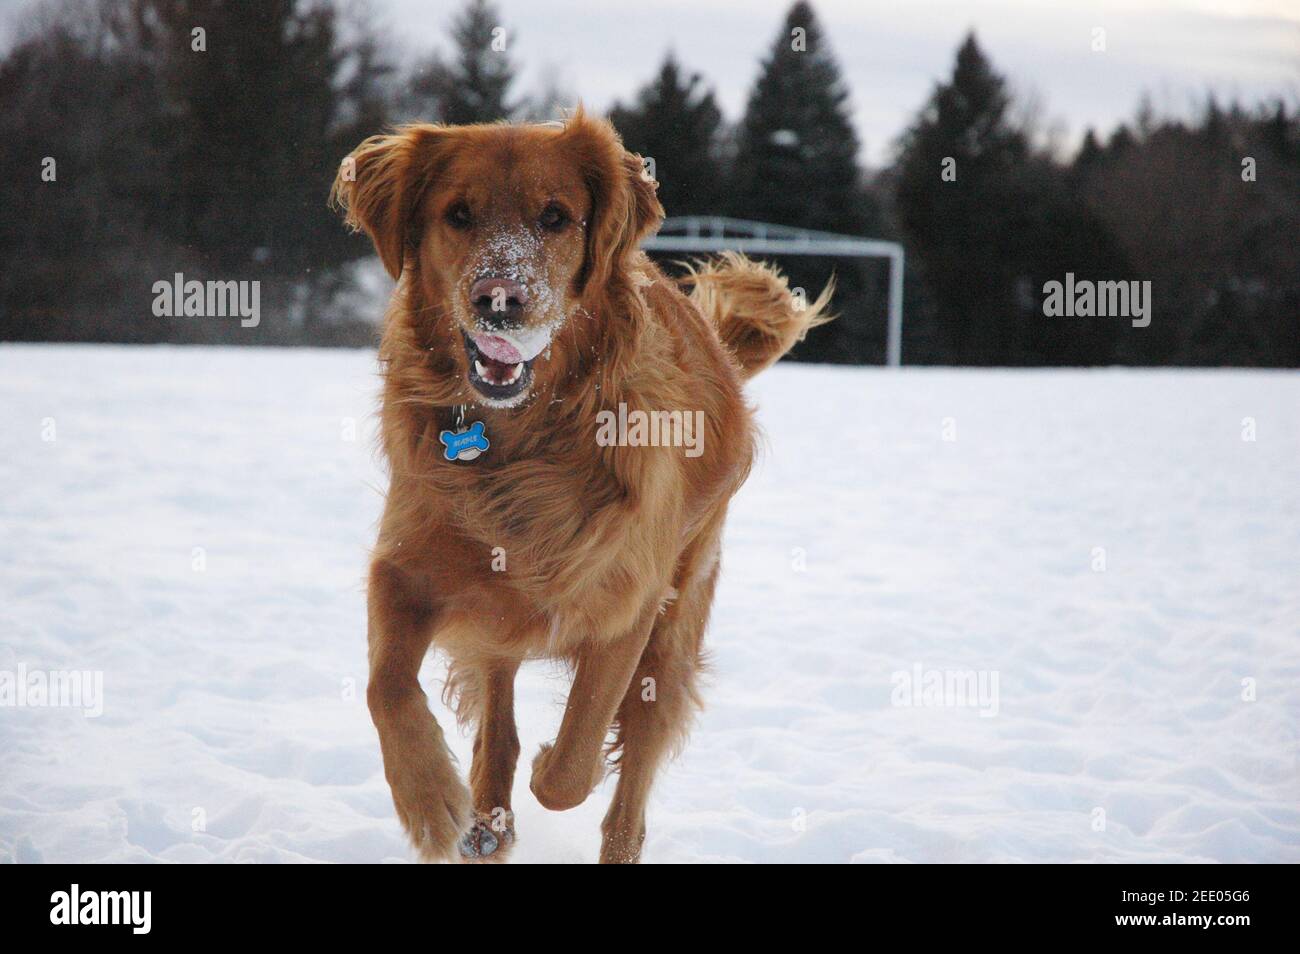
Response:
682,251,834,380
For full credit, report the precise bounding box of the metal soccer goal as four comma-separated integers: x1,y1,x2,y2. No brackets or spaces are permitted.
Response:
640,216,906,366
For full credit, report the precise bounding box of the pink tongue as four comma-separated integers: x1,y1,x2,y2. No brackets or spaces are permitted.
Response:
472,334,523,364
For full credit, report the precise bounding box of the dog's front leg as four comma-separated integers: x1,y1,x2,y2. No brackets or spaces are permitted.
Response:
530,606,656,812
367,559,472,862
459,657,522,862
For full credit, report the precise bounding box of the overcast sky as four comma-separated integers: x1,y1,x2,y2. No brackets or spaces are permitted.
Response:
379,0,1300,164
1,0,1295,165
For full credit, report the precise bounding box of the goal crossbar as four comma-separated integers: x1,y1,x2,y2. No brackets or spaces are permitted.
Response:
641,216,905,366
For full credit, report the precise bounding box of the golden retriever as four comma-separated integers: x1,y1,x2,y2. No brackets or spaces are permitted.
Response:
331,108,830,863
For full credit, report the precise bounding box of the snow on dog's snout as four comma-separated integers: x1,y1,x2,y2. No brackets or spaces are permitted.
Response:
468,226,565,355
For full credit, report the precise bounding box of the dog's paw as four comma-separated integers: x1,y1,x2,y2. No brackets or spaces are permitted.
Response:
599,816,647,865
457,812,515,863
529,742,603,812
390,770,473,863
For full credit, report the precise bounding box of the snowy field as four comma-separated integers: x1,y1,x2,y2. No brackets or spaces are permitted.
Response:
1,344,1297,864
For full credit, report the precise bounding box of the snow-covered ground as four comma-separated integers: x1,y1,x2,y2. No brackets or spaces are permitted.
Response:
1,344,1296,863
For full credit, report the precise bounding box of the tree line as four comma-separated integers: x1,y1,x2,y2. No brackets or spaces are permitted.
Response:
1,0,1295,365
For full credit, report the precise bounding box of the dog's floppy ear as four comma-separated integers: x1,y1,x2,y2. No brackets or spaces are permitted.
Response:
330,125,453,280
563,108,664,296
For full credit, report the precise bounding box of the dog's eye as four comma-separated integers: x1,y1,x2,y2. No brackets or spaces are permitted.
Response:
445,202,473,230
538,203,569,232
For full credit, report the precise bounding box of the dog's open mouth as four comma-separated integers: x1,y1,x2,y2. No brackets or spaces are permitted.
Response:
462,332,534,401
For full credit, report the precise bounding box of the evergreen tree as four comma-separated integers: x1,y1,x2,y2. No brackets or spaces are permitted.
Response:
1261,100,1297,163
410,0,516,124
1074,128,1105,171
894,32,1127,364
152,1,348,276
1107,124,1136,156
894,33,1032,364
0,0,393,344
730,1,867,233
1075,99,1300,367
147,0,396,336
729,1,882,363
609,52,724,216
0,8,175,342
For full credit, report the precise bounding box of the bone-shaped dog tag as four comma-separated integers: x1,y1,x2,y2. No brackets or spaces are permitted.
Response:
439,420,489,462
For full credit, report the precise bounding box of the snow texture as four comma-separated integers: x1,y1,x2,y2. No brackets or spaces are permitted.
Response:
1,344,1296,863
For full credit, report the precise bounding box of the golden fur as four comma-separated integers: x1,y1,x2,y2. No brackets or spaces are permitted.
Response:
332,109,831,863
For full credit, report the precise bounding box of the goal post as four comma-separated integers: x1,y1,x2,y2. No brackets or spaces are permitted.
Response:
640,216,905,367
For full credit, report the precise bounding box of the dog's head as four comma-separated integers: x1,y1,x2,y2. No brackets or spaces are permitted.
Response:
332,109,662,408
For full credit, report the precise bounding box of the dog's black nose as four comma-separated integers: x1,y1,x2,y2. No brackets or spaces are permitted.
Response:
470,277,528,326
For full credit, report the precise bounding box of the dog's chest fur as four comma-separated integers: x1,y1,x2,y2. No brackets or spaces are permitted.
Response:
401,406,687,652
